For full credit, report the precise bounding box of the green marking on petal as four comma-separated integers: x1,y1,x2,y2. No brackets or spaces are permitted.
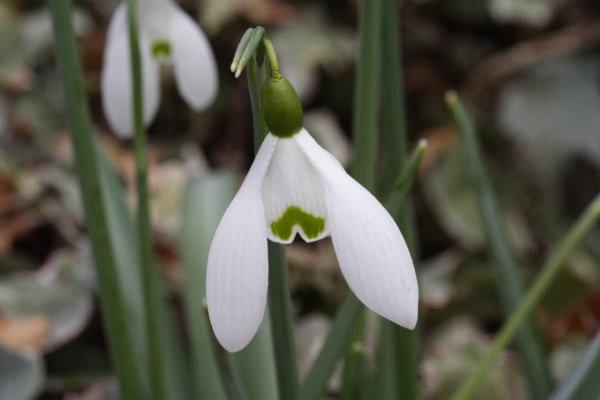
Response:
151,40,171,59
271,206,325,241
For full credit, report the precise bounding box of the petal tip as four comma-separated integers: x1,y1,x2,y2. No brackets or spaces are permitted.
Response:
207,297,266,353
399,306,419,331
393,285,420,330
212,327,253,353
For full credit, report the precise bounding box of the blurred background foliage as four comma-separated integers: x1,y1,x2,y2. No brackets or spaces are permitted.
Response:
1,0,600,398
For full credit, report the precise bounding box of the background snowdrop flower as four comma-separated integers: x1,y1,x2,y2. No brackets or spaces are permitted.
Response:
101,0,218,137
207,74,418,352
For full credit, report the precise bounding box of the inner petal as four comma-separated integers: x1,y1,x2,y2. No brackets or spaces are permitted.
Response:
261,137,329,244
151,40,172,62
139,0,172,56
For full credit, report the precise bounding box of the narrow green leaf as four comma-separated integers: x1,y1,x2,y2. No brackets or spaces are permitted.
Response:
386,139,427,221
379,140,426,400
212,340,250,400
0,345,44,400
301,2,413,394
48,1,141,398
230,313,280,400
96,150,151,398
387,294,420,400
447,91,552,398
159,301,194,400
446,91,554,399
352,0,383,190
549,329,600,400
376,321,399,400
340,1,385,397
180,172,236,400
378,1,422,397
380,0,409,196
340,342,372,400
299,294,363,400
450,189,600,400
100,142,193,400
99,134,193,400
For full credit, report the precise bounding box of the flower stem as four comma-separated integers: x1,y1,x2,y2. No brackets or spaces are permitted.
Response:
247,55,298,400
48,0,140,398
262,36,281,79
125,1,168,399
268,242,299,400
248,57,269,149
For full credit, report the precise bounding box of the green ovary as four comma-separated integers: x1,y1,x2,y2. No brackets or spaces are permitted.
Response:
271,206,325,241
151,40,171,59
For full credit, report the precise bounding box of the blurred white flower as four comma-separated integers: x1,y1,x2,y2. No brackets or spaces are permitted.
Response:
207,128,418,352
101,0,218,137
488,0,562,26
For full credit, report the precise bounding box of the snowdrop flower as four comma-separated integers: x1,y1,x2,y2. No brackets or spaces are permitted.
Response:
101,0,218,137
207,71,418,352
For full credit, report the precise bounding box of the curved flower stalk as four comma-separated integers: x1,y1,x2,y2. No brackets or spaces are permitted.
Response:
207,38,418,352
101,0,218,137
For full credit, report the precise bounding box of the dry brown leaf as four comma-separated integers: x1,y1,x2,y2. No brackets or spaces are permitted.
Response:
0,173,17,214
237,0,299,25
541,291,600,345
155,234,181,284
0,214,41,254
0,315,51,352
419,125,459,173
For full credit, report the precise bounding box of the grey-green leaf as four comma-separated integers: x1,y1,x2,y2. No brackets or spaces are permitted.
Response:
0,345,44,400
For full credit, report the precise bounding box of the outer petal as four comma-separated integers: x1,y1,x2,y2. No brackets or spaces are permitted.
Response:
294,129,418,329
166,3,218,111
262,137,329,244
101,4,160,137
206,134,278,352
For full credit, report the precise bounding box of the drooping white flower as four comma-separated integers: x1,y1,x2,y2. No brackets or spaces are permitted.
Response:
101,0,218,137
206,127,419,352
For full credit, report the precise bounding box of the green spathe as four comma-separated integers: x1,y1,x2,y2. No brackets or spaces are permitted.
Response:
151,40,171,59
271,206,325,241
262,76,303,138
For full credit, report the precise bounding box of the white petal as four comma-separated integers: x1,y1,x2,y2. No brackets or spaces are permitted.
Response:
139,0,170,41
101,4,161,137
206,134,278,352
294,129,418,329
262,137,329,244
167,3,218,110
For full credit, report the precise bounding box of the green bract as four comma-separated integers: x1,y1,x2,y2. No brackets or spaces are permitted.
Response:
262,76,303,138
